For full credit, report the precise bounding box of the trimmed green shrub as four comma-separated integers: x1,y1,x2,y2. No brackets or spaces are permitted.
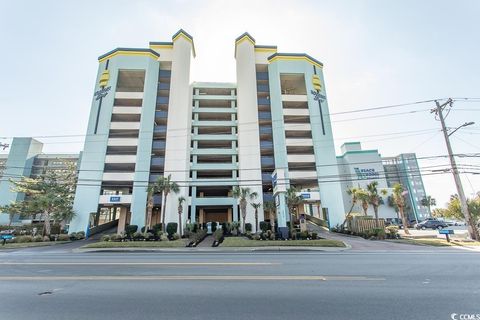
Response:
152,223,163,234
144,232,155,240
33,235,43,242
75,231,85,240
43,236,50,242
166,223,178,237
245,223,252,232
69,232,77,240
110,234,123,242
125,225,138,237
57,234,70,241
101,235,110,242
172,233,181,240
15,235,33,243
211,222,217,232
311,232,318,240
160,233,168,241
259,221,270,232
133,232,144,240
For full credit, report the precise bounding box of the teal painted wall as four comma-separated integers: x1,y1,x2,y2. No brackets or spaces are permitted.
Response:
0,138,43,224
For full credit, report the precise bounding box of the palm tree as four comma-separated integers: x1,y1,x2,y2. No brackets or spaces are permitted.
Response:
421,195,436,215
346,186,360,216
392,183,410,235
356,189,370,216
177,196,186,236
232,187,258,233
157,174,180,232
286,187,303,238
263,200,276,232
145,179,163,233
366,181,388,227
250,202,262,232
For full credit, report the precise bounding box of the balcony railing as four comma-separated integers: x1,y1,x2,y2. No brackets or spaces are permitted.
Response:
158,82,170,90
157,96,169,105
150,157,165,167
257,98,270,106
258,111,272,120
256,72,269,81
153,125,167,135
159,70,171,78
155,111,168,119
257,84,269,92
260,140,273,149
261,156,275,167
152,140,166,150
259,126,273,135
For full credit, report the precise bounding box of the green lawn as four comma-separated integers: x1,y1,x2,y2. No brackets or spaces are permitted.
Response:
392,238,480,247
220,237,346,247
0,241,71,250
82,240,187,249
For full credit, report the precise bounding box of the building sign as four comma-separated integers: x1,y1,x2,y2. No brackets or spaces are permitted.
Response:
109,196,121,203
300,193,311,199
354,167,380,180
94,86,111,101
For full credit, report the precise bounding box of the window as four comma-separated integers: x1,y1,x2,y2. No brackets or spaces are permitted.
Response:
116,70,146,92
280,74,307,95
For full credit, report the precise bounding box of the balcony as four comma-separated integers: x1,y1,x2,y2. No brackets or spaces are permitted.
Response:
284,123,312,131
155,111,168,119
287,154,315,162
192,120,237,127
150,157,165,167
154,125,167,135
256,72,269,81
112,106,142,114
283,108,310,116
105,155,137,164
281,94,308,102
192,134,237,141
110,122,140,130
288,171,317,180
259,126,272,135
261,156,275,167
260,140,273,149
157,96,169,105
152,140,166,150
102,172,135,181
115,92,144,99
286,138,313,147
158,82,170,90
107,138,138,147
258,112,272,120
258,98,270,106
159,70,171,78
257,84,269,92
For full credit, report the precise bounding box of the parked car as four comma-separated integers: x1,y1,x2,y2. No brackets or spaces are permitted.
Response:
415,219,448,230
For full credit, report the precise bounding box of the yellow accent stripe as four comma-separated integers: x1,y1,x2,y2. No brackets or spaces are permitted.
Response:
98,51,158,63
149,44,173,50
268,55,323,68
254,48,277,53
235,35,255,46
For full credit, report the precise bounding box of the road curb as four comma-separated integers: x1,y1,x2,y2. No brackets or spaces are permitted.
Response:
74,242,351,253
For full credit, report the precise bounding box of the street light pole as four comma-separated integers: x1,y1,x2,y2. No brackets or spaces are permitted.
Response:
433,99,478,240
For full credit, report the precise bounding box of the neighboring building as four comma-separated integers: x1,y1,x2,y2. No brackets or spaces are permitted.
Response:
0,137,79,225
383,153,430,221
337,142,430,222
69,30,345,233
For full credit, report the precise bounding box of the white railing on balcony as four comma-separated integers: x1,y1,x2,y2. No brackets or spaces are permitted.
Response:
112,106,142,114
110,122,140,130
107,138,138,147
115,92,144,99
102,172,135,181
104,155,137,163
285,138,313,146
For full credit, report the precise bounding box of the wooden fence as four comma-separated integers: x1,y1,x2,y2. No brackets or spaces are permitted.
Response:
349,217,384,234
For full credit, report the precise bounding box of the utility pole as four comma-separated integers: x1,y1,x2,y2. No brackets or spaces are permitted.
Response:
433,99,478,240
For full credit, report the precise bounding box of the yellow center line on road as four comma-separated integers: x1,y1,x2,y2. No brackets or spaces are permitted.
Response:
0,275,385,281
0,262,279,266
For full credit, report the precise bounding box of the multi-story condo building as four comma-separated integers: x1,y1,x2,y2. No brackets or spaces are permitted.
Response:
0,137,79,225
337,142,430,222
68,30,346,233
383,153,430,221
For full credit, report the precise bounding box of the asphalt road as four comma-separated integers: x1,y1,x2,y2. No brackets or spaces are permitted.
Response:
0,245,479,320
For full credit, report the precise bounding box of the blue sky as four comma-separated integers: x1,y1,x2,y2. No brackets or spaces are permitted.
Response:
0,0,479,207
